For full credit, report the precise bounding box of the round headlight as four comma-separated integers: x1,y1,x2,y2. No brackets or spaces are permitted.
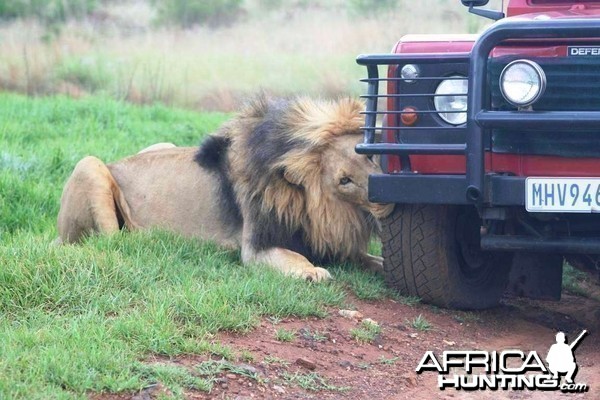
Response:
499,60,546,107
434,76,468,125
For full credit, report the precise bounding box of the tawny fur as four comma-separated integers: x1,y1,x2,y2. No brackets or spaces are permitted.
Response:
223,96,390,263
56,96,393,281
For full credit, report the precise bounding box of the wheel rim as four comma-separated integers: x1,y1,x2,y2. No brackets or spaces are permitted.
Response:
454,206,489,278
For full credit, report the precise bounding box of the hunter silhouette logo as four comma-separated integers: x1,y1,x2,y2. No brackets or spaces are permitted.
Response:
416,330,589,393
546,330,587,385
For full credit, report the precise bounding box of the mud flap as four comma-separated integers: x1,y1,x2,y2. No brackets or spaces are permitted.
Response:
506,253,563,301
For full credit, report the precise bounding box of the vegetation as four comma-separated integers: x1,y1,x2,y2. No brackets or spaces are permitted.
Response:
0,0,99,23
0,93,395,398
378,356,399,365
0,0,499,111
348,0,398,16
299,328,328,342
153,0,244,28
350,319,381,344
275,328,297,342
410,314,432,331
282,371,350,392
562,262,599,299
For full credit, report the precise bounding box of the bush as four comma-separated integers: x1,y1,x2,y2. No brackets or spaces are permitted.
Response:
154,0,244,28
258,0,284,10
348,0,397,15
55,57,111,93
0,0,99,23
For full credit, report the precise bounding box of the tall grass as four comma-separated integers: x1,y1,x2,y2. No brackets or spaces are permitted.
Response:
0,0,502,111
0,94,226,237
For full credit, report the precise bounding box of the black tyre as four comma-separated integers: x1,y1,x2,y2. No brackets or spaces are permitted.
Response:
381,204,512,309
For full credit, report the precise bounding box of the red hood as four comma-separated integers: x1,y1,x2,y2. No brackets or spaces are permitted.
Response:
508,0,600,18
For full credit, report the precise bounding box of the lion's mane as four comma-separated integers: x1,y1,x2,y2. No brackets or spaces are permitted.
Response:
196,95,378,264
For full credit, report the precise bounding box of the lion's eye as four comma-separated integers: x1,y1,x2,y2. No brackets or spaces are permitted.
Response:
339,177,352,185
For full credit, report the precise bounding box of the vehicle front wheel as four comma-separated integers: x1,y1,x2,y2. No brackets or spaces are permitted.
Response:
381,204,512,309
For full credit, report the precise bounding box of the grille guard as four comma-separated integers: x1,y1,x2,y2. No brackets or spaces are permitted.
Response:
357,18,600,207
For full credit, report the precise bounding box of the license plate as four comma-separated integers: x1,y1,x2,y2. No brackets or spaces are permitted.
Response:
526,178,600,213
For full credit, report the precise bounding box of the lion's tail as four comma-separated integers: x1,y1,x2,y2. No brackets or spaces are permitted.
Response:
110,179,140,231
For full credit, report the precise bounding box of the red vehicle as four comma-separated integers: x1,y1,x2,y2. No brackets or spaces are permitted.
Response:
357,0,600,309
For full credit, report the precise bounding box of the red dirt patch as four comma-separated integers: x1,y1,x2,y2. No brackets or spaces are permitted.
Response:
97,290,600,400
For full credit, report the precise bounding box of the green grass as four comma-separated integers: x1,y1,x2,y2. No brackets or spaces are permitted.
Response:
409,314,432,331
263,355,290,367
349,319,381,344
563,262,591,297
196,359,263,383
299,328,327,342
274,328,296,342
282,371,350,392
0,93,391,399
378,356,399,366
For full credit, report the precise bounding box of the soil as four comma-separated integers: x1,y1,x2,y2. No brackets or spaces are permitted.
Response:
100,284,600,400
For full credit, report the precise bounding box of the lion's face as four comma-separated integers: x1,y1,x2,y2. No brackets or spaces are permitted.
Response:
321,134,394,219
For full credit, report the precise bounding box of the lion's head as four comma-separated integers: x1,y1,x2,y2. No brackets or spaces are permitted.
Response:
221,95,393,262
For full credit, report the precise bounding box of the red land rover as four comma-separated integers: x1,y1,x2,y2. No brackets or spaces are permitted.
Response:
357,0,600,309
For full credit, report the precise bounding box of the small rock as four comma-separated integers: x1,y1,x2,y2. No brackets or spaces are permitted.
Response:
339,309,363,319
338,360,352,369
296,357,317,370
273,385,286,394
401,373,418,387
226,373,238,380
237,364,258,375
443,340,456,346
221,383,229,389
409,333,419,338
131,383,171,400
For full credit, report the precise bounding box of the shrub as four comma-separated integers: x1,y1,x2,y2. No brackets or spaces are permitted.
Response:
258,0,283,10
348,0,397,16
153,0,244,28
55,57,111,93
0,0,99,23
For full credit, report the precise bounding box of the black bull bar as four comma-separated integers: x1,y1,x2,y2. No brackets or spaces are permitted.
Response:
355,18,600,254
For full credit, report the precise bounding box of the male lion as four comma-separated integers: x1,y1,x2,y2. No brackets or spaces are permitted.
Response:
57,96,393,281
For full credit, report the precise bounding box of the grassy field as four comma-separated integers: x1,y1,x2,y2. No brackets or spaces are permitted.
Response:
0,0,503,111
0,93,394,399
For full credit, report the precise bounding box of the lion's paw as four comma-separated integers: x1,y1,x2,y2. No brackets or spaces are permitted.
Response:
302,267,332,282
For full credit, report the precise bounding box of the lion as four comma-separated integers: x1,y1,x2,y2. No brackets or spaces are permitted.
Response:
56,96,393,281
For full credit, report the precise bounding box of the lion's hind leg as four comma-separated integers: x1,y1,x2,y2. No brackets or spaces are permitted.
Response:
57,156,137,243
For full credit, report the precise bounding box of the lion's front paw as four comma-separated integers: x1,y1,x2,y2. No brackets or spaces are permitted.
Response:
301,267,332,282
